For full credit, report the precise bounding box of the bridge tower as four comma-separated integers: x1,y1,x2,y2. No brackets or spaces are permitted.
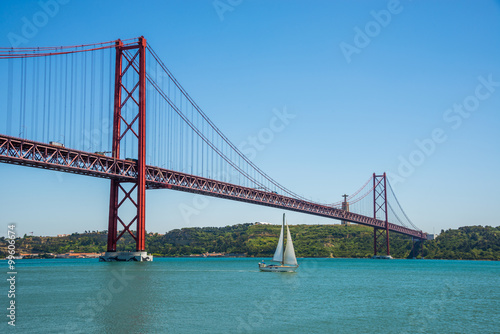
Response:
100,37,152,262
408,237,424,259
373,173,391,258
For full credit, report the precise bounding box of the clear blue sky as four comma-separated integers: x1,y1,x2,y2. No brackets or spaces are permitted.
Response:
0,0,499,237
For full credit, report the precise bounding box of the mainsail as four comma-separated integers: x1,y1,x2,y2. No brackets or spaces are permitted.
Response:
272,223,284,262
283,224,298,265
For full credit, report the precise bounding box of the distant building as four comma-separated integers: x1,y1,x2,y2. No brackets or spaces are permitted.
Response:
19,253,39,259
57,234,69,237
189,252,246,258
203,252,225,257
255,222,272,225
426,234,436,240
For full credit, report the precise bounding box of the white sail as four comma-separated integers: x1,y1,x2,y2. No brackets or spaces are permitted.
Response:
272,223,284,262
284,224,298,265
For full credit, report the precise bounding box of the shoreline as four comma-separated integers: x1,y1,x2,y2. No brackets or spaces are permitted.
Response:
1,256,498,261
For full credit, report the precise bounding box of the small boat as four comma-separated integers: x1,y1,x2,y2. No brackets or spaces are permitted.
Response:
258,213,299,272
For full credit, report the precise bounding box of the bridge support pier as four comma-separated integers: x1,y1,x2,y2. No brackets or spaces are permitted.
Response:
99,251,152,262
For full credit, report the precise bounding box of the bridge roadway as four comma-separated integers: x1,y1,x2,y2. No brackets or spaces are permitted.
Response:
0,134,426,240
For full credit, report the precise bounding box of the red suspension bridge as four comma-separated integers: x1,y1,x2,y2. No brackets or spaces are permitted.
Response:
0,37,426,260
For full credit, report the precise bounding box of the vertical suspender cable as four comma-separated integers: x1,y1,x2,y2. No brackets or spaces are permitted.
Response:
18,57,22,137
82,49,86,150
6,55,13,136
63,53,68,145
191,104,193,174
180,93,183,172
42,56,47,142
154,61,158,165
70,52,74,148
54,50,59,142
19,57,24,137
22,58,27,137
99,48,104,152
23,57,27,138
30,57,35,139
162,77,166,167
33,56,38,140
108,47,113,150
47,56,51,141
90,47,95,152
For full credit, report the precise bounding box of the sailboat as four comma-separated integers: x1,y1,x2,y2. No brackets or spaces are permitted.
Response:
258,213,299,272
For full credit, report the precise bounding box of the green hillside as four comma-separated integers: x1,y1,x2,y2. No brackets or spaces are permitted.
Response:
422,225,500,260
1,224,499,260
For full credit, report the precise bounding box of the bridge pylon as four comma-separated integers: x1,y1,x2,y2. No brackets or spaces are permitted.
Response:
408,238,424,259
372,173,391,259
100,37,151,262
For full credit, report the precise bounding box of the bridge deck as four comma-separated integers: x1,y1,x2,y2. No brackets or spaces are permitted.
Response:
0,134,426,240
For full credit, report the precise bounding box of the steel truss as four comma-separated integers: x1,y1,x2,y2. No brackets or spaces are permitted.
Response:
107,37,147,252
373,173,390,256
0,135,426,240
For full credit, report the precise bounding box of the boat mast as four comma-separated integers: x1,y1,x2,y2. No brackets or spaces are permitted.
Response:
282,213,285,266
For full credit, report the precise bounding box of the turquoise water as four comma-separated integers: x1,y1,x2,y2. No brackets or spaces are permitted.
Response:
2,258,499,333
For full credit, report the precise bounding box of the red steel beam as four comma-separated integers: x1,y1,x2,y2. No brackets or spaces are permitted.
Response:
373,173,377,255
0,134,427,240
107,39,123,252
136,36,147,251
384,172,390,255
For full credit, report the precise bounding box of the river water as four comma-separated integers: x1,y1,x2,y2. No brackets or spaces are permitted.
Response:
3,257,499,333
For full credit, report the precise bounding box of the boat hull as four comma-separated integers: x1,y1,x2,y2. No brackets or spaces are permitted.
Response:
258,264,298,272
